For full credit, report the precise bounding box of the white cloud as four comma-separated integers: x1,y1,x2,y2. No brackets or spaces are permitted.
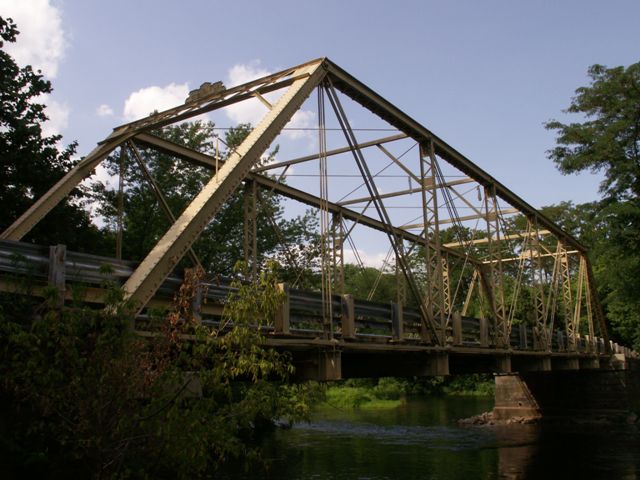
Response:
96,104,114,117
0,0,66,78
227,60,271,88
225,61,271,127
41,97,69,137
344,248,391,269
122,83,189,121
285,109,315,140
225,61,315,141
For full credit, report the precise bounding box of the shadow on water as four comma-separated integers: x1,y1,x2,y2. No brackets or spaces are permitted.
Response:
220,397,640,480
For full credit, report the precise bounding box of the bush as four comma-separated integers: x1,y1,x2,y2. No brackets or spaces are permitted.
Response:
0,264,318,477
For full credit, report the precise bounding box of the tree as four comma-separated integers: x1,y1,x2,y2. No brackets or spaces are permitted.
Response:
546,63,640,202
0,16,101,249
92,121,319,277
545,62,640,349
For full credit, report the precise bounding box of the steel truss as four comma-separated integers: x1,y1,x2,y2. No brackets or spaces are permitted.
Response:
1,57,609,350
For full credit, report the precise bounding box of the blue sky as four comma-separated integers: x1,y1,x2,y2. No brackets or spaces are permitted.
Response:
2,0,639,263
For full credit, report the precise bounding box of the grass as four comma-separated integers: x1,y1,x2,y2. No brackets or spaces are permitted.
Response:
322,385,404,410
318,375,495,410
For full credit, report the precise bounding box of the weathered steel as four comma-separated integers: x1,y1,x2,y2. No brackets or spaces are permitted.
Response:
127,141,201,268
253,133,407,173
482,186,508,348
420,141,446,342
122,61,326,310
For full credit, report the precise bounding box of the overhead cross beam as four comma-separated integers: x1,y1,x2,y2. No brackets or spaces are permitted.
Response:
131,131,477,265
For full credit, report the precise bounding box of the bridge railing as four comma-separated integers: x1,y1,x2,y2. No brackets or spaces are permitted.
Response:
2,240,629,356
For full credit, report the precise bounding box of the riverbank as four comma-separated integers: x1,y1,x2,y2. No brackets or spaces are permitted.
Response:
319,375,495,410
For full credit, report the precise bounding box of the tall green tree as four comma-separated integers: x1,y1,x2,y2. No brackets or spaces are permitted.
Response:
0,16,100,249
545,62,640,348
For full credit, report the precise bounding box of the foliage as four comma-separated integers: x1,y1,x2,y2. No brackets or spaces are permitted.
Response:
321,375,494,410
0,16,101,249
91,121,320,278
0,264,319,478
545,63,640,202
545,62,640,349
342,263,397,303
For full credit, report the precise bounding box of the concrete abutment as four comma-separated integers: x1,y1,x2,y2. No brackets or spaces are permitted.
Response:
494,362,640,422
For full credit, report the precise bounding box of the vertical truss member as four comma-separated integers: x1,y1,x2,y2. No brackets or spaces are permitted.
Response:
530,218,550,350
331,212,345,296
324,79,442,344
419,141,446,343
481,186,508,348
243,180,258,280
116,145,127,260
318,84,333,339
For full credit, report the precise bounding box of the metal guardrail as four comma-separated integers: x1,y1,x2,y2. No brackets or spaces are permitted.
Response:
0,239,625,356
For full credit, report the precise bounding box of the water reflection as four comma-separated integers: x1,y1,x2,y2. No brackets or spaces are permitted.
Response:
220,398,640,479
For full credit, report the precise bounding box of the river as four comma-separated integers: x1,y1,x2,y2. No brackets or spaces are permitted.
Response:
222,397,640,479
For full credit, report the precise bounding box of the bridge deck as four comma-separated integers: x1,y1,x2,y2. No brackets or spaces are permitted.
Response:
0,240,630,379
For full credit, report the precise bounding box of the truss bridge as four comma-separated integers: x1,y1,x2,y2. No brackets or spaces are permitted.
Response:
2,58,638,420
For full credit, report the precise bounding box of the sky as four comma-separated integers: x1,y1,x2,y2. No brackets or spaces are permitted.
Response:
1,0,639,265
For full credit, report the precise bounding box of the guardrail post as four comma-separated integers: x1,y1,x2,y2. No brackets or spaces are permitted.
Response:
274,283,290,335
452,312,462,346
48,244,66,307
479,317,489,347
519,325,528,350
341,294,355,339
391,302,403,341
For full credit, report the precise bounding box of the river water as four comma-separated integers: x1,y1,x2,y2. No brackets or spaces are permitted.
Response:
223,397,640,479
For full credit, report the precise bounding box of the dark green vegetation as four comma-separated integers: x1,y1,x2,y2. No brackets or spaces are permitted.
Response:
545,61,640,349
0,17,103,250
0,266,321,478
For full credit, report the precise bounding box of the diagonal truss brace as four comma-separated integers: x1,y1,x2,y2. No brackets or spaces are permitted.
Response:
122,61,326,310
324,79,443,344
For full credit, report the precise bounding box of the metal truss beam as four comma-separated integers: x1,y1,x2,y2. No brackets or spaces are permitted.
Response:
131,132,478,266
252,133,407,172
324,79,442,344
338,177,474,207
444,229,551,248
420,141,446,342
483,249,579,264
482,186,508,348
324,60,586,253
401,208,519,229
122,61,326,310
243,180,258,279
109,58,327,142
